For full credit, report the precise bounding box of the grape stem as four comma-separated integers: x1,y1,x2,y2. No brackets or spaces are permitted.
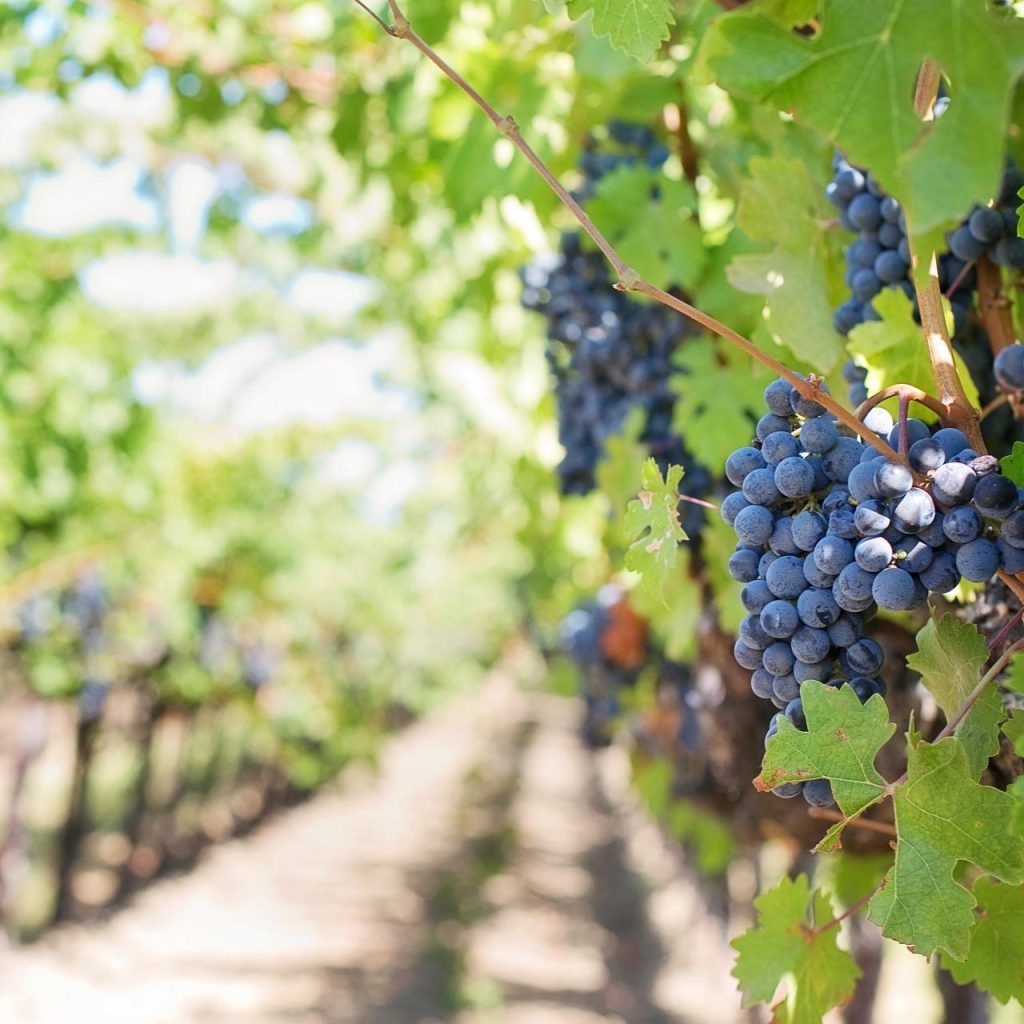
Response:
977,256,1017,358
988,604,1024,652
353,0,914,470
854,384,948,426
906,60,986,452
810,882,885,937
806,806,895,838
980,392,1009,422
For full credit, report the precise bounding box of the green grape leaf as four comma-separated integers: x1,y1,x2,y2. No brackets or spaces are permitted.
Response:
1000,440,1024,487
943,879,1024,1004
566,0,674,63
1003,708,1024,753
623,459,686,602
848,290,979,420
758,681,895,827
868,736,1024,959
670,341,767,476
755,0,817,27
733,875,860,1023
588,168,705,290
1010,777,1024,837
696,1,1024,235
1007,653,1024,694
726,156,844,373
630,551,701,661
906,615,1001,778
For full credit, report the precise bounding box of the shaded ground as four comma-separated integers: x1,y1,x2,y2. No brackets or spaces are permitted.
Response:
0,659,745,1024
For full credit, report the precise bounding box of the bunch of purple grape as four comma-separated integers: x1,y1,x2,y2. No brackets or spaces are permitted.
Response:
724,376,1024,806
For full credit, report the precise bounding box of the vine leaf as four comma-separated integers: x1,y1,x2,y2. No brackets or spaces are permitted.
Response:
727,156,844,373
623,459,685,603
732,874,860,1024
868,736,1024,959
999,440,1024,487
906,614,1002,778
758,681,894,835
670,342,766,476
848,291,980,419
588,167,705,290
943,879,1024,1004
566,0,674,63
696,1,1024,235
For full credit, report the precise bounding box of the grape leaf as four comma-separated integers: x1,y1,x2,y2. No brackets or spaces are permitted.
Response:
630,550,701,661
732,874,860,1024
566,0,674,63
696,1,1024,235
999,440,1024,487
758,681,894,828
595,406,649,518
623,459,686,602
726,156,844,373
906,615,1001,778
587,167,706,290
848,290,979,421
670,341,767,476
868,736,1024,959
943,879,1024,1004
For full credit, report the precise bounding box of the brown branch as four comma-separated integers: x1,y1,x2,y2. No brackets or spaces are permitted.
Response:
980,392,1009,422
673,88,700,185
977,255,1017,356
936,636,1024,743
811,882,885,936
807,806,896,838
988,604,1024,652
997,569,1024,607
354,0,914,471
907,60,986,452
854,384,949,425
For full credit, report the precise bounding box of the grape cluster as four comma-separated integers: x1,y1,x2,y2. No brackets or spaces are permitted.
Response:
575,120,671,202
521,123,711,529
724,377,1024,806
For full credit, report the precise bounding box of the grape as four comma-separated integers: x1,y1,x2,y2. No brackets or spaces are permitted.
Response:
917,514,946,547
944,505,982,543
728,547,762,582
774,456,816,498
791,510,828,551
757,412,793,440
848,460,883,502
741,580,774,613
761,599,800,639
931,462,977,506
814,535,855,575
751,668,775,699
1001,509,1024,548
994,345,1024,392
759,551,779,577
803,553,837,589
763,642,796,675
871,566,917,611
827,613,862,647
949,224,988,261
834,563,877,607
892,488,936,533
854,499,892,536
874,460,913,499
822,438,863,481
734,504,774,546
796,587,841,629
802,777,835,808
919,550,960,593
772,673,800,703
848,676,884,702
855,536,893,573
789,379,830,418
973,474,1019,519
998,538,1024,574
849,192,882,230
720,491,750,527
726,446,767,485
843,637,884,676
763,378,795,416
743,467,783,506
800,416,839,454
971,455,999,478
968,206,1004,243
794,659,831,684
887,418,930,450
791,625,831,663
932,428,971,460
909,437,946,472
892,536,933,573
734,639,765,671
862,407,894,435
769,517,800,556
956,539,1000,582
784,697,807,730
761,431,799,466
822,488,852,514
772,782,802,799
875,250,909,283
740,614,772,651
827,508,859,540
766,555,810,599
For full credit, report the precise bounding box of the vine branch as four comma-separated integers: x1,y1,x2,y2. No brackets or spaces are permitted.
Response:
854,384,949,425
977,256,1016,357
354,0,914,469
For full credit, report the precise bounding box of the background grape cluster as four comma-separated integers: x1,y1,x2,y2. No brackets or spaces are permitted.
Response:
724,377,1024,806
521,123,711,530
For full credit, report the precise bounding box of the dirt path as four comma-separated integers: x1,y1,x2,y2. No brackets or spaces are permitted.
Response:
0,662,744,1024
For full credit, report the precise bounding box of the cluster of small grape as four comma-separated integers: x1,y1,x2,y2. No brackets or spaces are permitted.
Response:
723,377,1024,806
521,124,711,528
